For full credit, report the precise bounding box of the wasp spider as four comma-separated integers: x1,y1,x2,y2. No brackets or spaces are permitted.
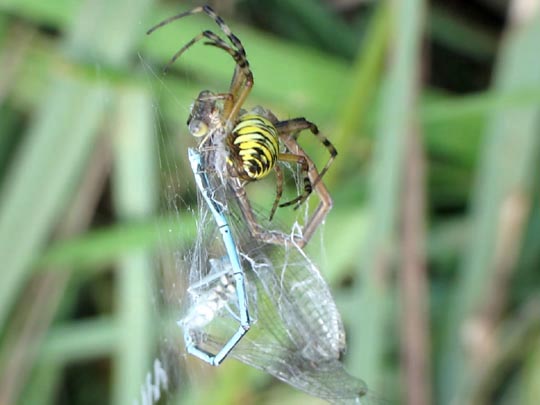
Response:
147,5,337,247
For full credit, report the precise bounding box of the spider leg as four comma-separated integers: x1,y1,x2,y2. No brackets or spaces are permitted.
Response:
191,6,254,123
231,178,303,246
147,5,242,50
279,137,333,246
268,164,284,221
147,5,253,125
275,118,337,187
276,153,312,209
146,6,207,35
156,30,223,73
201,39,253,124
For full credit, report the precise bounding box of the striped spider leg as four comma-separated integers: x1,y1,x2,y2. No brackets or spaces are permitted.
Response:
146,4,252,125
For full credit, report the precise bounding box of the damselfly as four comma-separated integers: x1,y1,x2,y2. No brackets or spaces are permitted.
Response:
182,148,374,403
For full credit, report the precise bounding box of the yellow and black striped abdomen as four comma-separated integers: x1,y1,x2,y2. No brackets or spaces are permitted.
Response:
228,114,279,180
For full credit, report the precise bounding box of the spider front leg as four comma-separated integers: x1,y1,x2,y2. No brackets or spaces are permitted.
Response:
147,5,254,126
171,5,254,125
202,40,254,126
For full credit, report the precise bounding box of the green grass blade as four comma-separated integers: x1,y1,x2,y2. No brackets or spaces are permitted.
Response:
111,85,157,405
349,0,426,391
35,216,194,271
40,318,118,363
439,12,540,404
0,77,109,329
328,0,391,186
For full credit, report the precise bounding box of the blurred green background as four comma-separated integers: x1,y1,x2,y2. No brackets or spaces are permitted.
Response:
1,0,540,404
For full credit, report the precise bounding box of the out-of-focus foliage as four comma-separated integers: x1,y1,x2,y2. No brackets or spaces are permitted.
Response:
1,0,540,404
